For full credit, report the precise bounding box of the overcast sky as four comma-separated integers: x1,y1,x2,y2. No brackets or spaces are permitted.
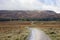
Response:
0,0,60,13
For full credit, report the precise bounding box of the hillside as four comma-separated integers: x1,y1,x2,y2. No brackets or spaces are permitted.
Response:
0,10,60,18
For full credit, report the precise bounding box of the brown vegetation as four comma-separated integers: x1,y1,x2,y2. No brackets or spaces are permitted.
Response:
0,21,60,40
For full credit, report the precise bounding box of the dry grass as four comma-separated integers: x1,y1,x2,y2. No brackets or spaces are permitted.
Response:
0,21,60,40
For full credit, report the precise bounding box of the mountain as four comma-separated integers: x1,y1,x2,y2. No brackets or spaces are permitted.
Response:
0,10,60,18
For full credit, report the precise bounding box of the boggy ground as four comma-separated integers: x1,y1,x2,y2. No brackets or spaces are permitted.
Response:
0,21,60,40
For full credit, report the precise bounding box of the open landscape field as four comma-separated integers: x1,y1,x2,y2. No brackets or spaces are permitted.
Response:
0,21,60,40
0,0,60,40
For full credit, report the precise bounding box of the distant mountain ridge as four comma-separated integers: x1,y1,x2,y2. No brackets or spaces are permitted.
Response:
0,10,60,18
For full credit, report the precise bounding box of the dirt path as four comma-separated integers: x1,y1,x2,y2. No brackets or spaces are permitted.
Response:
29,28,51,40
